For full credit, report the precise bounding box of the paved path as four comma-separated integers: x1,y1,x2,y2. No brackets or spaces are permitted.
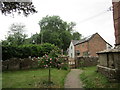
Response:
64,69,83,88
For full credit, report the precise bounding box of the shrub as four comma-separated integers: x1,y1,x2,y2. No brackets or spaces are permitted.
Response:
2,43,60,61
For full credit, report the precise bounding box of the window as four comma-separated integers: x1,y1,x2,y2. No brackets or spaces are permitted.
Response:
76,50,80,56
83,51,89,56
71,53,72,57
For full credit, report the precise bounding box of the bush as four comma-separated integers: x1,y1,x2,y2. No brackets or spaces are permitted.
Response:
38,54,68,70
2,43,60,61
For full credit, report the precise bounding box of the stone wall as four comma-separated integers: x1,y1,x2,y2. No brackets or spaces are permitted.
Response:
2,56,68,71
2,58,37,71
97,49,120,82
75,56,98,67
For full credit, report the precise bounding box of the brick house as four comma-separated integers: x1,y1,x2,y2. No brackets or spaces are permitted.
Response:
68,33,112,58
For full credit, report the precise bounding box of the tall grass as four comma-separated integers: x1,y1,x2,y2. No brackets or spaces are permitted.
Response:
80,66,120,88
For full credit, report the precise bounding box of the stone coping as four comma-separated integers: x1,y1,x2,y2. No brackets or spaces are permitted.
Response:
97,65,117,71
97,49,120,54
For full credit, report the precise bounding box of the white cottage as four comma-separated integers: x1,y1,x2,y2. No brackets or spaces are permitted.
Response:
68,40,79,59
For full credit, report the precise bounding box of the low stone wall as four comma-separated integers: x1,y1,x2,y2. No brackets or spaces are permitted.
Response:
97,49,120,82
75,56,98,67
2,58,37,71
2,56,68,71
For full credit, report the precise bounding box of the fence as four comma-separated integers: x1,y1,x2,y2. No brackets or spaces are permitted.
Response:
2,56,68,71
75,56,98,67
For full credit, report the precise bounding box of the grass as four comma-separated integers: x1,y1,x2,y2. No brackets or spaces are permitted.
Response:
2,68,69,88
80,66,120,88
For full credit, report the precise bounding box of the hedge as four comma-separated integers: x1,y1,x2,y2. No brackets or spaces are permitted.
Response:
2,43,60,61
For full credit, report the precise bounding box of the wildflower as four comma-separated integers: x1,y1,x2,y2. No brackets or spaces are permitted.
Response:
50,62,52,63
50,58,52,60
46,60,48,61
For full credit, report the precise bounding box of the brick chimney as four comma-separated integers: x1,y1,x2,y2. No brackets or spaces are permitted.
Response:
113,1,120,47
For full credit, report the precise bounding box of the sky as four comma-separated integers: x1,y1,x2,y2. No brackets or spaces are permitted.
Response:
0,0,115,46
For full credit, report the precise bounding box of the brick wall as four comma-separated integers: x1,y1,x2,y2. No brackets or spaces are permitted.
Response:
88,34,106,56
75,33,107,57
75,42,89,56
113,2,120,45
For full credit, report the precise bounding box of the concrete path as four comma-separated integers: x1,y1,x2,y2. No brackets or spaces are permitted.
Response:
64,69,83,88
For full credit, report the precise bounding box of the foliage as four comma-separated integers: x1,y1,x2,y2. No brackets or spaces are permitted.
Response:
0,2,37,16
80,66,120,88
38,15,77,51
38,54,67,69
2,68,69,88
2,45,19,60
24,33,41,44
2,23,27,46
72,32,82,40
2,43,60,60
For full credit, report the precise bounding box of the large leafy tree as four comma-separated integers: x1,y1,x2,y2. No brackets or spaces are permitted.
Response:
3,23,27,46
38,15,75,51
72,32,82,40
24,33,41,44
0,1,37,16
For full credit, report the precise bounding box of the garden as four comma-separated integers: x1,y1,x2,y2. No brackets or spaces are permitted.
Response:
2,43,70,88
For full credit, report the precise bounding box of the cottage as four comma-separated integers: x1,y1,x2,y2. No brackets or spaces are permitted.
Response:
68,33,112,58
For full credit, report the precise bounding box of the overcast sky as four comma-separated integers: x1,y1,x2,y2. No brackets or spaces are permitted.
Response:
0,0,115,46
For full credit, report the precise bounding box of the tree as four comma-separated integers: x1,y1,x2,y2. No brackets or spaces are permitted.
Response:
24,33,41,44
4,23,27,46
38,15,74,51
0,1,37,16
72,32,82,40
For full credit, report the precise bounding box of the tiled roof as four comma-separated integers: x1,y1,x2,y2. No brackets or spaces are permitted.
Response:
76,34,93,45
71,40,79,45
71,33,95,46
72,33,112,47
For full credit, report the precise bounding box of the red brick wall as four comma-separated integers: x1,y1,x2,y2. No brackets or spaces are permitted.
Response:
88,34,106,56
75,34,107,57
113,2,120,45
75,42,89,57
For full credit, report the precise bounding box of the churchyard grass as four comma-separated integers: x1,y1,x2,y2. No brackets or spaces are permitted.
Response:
80,66,120,88
2,68,69,88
